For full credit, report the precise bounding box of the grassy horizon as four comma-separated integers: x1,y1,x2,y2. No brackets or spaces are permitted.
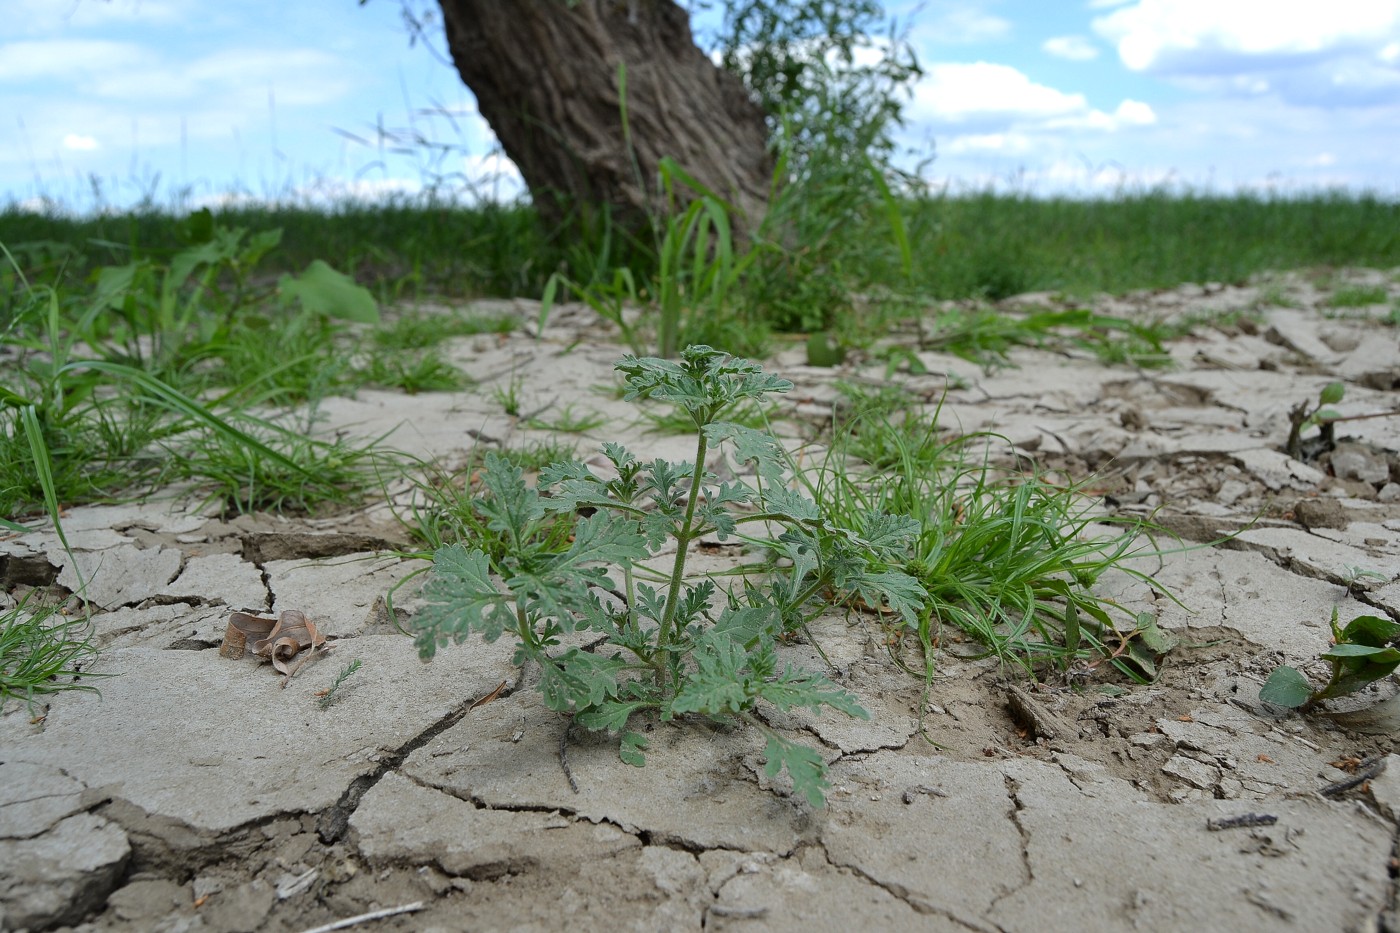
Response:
3,188,1397,311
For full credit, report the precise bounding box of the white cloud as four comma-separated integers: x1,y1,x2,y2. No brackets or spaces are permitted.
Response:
89,49,350,107
1043,36,1099,61
1113,99,1157,125
1092,1,1400,107
942,132,1033,155
1093,1,1400,72
0,40,144,80
910,62,1088,124
62,134,98,150
8,0,190,36
907,3,1012,46
907,62,1154,137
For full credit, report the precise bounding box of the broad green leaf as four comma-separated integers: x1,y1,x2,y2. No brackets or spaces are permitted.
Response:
849,570,925,627
758,665,870,719
671,635,755,716
413,545,514,657
576,699,654,733
1132,613,1178,655
762,733,829,808
537,648,626,711
278,260,379,323
806,332,847,367
1259,666,1313,708
775,530,821,593
1320,643,1400,663
476,453,547,542
1319,381,1345,405
91,262,141,313
855,510,921,558
618,731,648,767
1318,659,1400,700
712,605,779,650
1338,614,1400,647
707,421,787,475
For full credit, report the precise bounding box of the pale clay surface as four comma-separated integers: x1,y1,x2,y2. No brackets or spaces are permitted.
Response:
2,270,1400,932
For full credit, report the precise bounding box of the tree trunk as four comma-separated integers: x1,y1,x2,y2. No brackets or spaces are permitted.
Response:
437,0,771,238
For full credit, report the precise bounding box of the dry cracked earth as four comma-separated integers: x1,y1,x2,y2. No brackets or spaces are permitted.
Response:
4,268,1400,933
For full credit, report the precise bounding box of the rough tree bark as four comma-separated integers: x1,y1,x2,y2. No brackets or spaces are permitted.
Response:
437,0,772,237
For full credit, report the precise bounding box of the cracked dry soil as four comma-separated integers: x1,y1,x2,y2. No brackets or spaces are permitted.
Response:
4,269,1400,933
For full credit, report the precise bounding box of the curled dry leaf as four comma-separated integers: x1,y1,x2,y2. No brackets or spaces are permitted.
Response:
221,610,328,680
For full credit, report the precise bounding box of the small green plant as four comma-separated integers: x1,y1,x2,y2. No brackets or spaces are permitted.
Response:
1285,381,1344,459
372,309,515,350
317,658,363,710
166,424,393,516
0,594,105,706
1260,609,1400,711
541,158,767,360
801,399,1172,681
919,306,1170,371
492,376,525,417
1255,281,1300,309
524,403,607,434
412,346,923,805
1328,284,1388,309
358,350,469,395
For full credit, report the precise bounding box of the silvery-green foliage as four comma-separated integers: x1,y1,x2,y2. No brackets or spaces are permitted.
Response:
414,346,923,806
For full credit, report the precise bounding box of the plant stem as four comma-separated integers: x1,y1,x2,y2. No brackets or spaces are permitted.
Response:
657,428,709,664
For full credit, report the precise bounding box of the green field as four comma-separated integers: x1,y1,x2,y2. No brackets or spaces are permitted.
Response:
5,189,1397,308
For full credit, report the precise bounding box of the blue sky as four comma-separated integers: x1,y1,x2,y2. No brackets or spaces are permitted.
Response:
4,0,1398,212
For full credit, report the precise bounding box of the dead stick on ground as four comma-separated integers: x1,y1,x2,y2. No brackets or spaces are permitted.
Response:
295,901,425,933
560,716,579,793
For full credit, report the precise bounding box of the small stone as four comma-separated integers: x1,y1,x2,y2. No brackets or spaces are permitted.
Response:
1130,732,1168,748
1378,483,1400,503
1367,755,1400,821
201,879,274,933
107,879,188,923
1330,443,1390,486
0,813,130,931
1162,755,1221,790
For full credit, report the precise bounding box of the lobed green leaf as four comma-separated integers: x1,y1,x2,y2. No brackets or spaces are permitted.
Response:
413,545,515,657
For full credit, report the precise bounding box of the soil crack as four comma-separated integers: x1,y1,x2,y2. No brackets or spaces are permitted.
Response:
315,677,522,843
986,773,1034,917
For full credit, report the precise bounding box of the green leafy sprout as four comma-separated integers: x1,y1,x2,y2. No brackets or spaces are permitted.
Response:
318,658,364,710
411,346,927,806
1285,381,1345,460
1260,608,1400,711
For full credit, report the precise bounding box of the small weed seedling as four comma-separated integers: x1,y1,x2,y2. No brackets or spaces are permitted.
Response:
413,346,923,806
317,658,363,710
1286,381,1344,460
1285,381,1400,461
525,403,608,435
492,376,525,417
1260,608,1400,711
